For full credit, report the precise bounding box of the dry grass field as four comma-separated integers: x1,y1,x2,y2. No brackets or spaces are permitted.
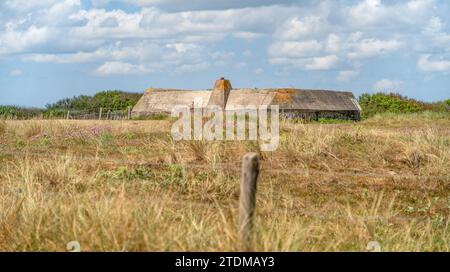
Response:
0,112,449,251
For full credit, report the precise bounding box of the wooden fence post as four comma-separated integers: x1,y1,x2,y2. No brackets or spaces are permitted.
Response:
66,110,70,120
128,107,132,120
239,152,260,250
99,108,103,120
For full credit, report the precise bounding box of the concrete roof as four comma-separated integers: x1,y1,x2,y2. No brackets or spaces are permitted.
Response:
225,89,276,109
273,89,361,111
132,87,361,114
132,88,211,114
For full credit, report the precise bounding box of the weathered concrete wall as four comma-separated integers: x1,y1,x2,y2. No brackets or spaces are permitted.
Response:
132,89,211,116
225,89,275,109
131,78,362,120
274,89,360,111
207,77,232,108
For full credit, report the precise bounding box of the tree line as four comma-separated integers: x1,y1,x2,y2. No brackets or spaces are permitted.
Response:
358,93,449,118
0,90,142,118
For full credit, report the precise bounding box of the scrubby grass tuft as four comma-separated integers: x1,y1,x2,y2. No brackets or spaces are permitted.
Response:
0,120,5,136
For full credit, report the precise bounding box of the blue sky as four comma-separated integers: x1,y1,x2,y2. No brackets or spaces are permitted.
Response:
1,0,449,107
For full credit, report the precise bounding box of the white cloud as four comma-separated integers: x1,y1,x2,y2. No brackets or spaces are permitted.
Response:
255,68,263,74
24,51,105,63
46,0,81,21
268,0,430,72
347,38,403,59
2,0,449,80
232,32,262,41
348,0,435,26
407,0,435,11
417,55,450,72
0,25,51,55
9,69,23,76
94,61,150,76
4,0,58,12
209,51,235,67
269,40,322,58
138,5,292,38
326,34,341,53
174,62,209,73
166,43,197,53
23,42,164,63
337,70,359,82
123,0,300,10
373,79,403,91
91,0,111,7
349,0,385,26
305,55,339,70
275,16,322,40
235,62,247,69
423,17,444,34
422,17,450,46
243,50,253,57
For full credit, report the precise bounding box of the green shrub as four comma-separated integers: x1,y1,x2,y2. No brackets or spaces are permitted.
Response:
43,108,67,118
358,93,449,119
1,90,142,119
0,106,43,119
113,166,155,180
46,90,142,112
162,164,185,186
97,132,114,148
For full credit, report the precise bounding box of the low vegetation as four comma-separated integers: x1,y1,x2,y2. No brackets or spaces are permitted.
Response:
0,106,43,119
0,112,448,251
1,91,141,119
46,90,142,112
358,93,449,118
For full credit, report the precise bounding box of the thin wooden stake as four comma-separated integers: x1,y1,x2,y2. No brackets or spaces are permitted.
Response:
66,110,70,120
128,107,132,120
239,152,260,250
99,108,103,120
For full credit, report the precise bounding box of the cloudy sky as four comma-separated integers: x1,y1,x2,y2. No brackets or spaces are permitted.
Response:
1,0,449,107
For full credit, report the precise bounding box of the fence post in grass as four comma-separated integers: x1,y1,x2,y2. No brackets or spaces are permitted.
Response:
66,110,70,120
239,152,260,250
128,106,132,120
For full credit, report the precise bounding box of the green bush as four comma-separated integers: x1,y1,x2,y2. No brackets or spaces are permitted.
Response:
0,106,43,119
46,90,142,112
113,166,155,181
358,93,449,119
1,90,142,119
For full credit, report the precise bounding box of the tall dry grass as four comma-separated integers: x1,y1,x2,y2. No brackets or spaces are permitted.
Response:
0,112,449,251
0,120,5,136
